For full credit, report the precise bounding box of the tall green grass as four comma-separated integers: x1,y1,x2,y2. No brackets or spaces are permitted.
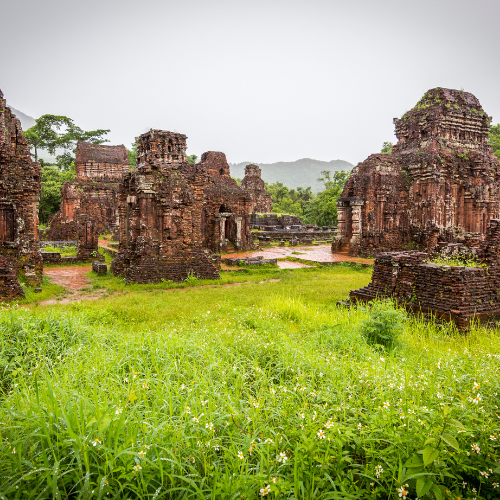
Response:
0,266,499,499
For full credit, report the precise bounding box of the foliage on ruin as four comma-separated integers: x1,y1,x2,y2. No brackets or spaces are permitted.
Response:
380,141,393,154
127,140,138,167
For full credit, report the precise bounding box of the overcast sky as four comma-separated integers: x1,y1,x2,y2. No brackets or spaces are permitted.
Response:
1,0,499,166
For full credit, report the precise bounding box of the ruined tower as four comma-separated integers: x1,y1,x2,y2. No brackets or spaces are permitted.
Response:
241,164,272,213
0,89,42,298
334,88,500,256
111,129,253,284
48,141,129,240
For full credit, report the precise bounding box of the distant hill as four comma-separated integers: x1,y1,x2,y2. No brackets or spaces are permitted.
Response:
229,158,353,192
7,106,36,130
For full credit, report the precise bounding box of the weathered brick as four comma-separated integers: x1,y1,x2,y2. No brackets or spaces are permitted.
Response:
0,89,42,299
241,164,272,213
111,130,254,283
334,88,500,256
48,141,129,240
351,220,500,328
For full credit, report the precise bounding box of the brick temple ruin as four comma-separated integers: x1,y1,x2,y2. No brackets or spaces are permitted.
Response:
351,220,500,329
241,164,272,213
0,89,42,299
111,130,254,283
48,141,129,240
333,88,500,256
250,213,336,246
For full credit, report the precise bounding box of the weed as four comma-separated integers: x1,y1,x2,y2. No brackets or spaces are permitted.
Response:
359,299,405,350
184,271,199,285
0,267,499,498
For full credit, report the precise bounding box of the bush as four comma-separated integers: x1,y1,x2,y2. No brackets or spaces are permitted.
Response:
359,299,405,350
184,272,199,286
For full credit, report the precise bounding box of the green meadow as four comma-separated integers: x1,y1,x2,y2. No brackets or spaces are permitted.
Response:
1,265,499,499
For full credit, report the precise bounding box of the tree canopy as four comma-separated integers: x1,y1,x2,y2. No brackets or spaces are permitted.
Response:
39,160,75,224
489,124,500,159
25,114,110,170
266,170,349,226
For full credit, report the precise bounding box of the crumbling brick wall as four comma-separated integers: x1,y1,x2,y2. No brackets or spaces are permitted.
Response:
334,88,500,256
350,220,500,328
0,89,42,298
76,215,103,260
48,141,129,240
111,130,252,284
241,164,272,213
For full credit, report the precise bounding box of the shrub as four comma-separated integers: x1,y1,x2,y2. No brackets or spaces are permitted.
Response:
359,299,405,350
184,272,199,286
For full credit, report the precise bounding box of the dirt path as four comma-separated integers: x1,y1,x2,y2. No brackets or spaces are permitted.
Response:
229,244,374,265
32,265,283,307
98,238,118,254
44,265,92,291
277,260,312,269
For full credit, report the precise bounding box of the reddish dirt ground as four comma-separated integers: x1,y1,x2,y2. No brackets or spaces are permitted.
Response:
229,244,374,265
277,260,312,269
44,265,92,291
98,238,118,254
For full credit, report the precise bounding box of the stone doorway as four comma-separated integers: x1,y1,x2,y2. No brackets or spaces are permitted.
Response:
0,204,15,243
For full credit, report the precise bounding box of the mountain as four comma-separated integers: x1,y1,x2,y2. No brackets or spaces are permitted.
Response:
229,158,354,192
7,106,36,130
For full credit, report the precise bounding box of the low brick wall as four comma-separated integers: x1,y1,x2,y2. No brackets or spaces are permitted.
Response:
222,257,277,266
41,251,104,265
351,250,500,328
0,256,24,300
111,249,221,284
39,241,77,249
92,260,107,275
255,230,336,242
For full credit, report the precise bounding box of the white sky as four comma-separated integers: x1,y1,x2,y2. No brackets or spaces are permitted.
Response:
1,0,499,165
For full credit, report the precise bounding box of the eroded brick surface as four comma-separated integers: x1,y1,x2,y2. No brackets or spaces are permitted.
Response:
351,220,500,328
241,164,272,213
0,89,42,298
334,88,500,256
111,130,253,283
48,141,129,240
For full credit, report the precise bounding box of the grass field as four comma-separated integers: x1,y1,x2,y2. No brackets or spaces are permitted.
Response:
1,265,499,499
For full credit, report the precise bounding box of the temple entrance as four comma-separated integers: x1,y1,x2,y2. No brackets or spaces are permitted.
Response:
0,204,15,242
215,204,243,252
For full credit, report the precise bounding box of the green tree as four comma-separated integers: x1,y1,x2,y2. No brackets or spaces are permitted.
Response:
24,115,71,162
187,154,198,164
489,124,500,159
266,182,315,220
39,160,75,224
25,115,110,170
381,141,393,154
303,170,349,226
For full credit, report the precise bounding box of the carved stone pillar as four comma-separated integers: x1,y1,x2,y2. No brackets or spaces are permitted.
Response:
350,203,363,245
235,217,242,249
219,216,226,247
336,201,346,238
